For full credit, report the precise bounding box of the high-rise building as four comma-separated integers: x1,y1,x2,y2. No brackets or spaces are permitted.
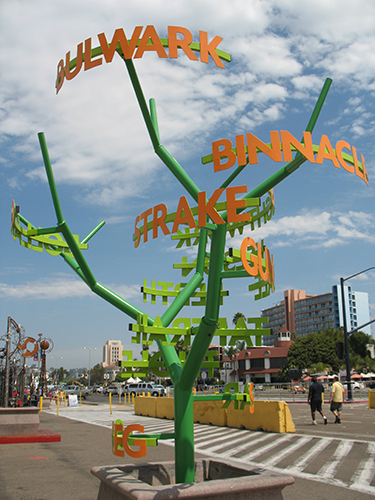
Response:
332,285,371,335
261,286,371,345
102,340,123,367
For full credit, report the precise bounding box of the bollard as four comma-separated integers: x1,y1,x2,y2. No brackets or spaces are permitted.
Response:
132,393,135,405
79,392,82,406
109,393,112,415
57,396,59,415
39,396,43,412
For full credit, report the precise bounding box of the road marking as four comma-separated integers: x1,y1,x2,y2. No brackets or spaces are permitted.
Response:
217,433,273,459
260,436,313,467
197,431,259,453
318,440,354,478
349,442,375,494
238,434,294,461
285,438,333,473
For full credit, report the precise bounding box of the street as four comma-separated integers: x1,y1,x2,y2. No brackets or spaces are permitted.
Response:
0,399,374,500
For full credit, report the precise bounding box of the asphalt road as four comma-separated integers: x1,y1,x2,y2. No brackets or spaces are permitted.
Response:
1,399,374,500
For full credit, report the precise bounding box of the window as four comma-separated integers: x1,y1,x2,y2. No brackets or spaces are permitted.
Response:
251,359,264,368
270,358,287,368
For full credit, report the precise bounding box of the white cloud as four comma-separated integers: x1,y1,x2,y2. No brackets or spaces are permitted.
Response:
228,209,375,250
0,275,140,301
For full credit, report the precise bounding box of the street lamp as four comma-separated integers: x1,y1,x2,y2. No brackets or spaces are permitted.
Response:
340,267,375,401
83,347,96,387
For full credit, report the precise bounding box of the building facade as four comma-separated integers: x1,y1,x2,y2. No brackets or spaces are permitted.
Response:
223,329,292,384
102,340,123,367
332,285,371,335
261,286,371,345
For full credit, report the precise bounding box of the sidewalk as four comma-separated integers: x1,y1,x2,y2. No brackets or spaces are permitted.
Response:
0,402,374,500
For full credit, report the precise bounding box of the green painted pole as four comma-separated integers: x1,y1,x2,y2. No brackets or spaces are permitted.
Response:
174,224,226,483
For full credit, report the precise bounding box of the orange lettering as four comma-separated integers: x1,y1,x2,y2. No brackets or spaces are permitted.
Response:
172,196,197,233
235,134,247,167
134,215,141,249
98,27,143,62
112,421,124,457
353,146,368,185
140,208,152,243
315,135,340,169
281,130,314,163
247,131,282,165
84,38,102,71
199,31,224,69
123,424,147,458
226,185,250,223
153,204,170,239
65,43,83,81
335,141,354,173
56,59,65,94
212,139,236,172
198,189,225,227
135,25,168,59
241,237,258,277
168,26,199,61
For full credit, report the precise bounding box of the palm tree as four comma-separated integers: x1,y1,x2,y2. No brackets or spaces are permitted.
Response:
233,312,246,325
223,345,237,360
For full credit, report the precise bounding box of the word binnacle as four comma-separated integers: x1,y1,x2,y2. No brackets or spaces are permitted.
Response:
56,26,229,93
210,130,368,186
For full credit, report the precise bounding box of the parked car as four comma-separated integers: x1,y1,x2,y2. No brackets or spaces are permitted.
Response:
104,385,122,396
367,381,375,389
124,382,165,397
343,381,362,391
291,385,306,394
64,385,91,399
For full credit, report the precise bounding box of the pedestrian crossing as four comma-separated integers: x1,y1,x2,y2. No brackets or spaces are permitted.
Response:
47,405,375,496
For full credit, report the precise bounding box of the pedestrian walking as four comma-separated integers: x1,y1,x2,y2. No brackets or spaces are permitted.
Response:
308,375,327,425
330,375,344,423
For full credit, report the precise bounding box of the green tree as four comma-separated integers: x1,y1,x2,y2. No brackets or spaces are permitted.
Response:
348,331,372,359
90,363,105,385
286,328,344,371
233,312,245,325
223,345,237,359
50,366,69,383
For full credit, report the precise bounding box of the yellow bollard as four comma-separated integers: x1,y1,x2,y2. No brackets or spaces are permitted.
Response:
147,392,150,397
79,392,82,406
57,396,59,415
109,393,112,415
132,393,135,405
39,396,43,412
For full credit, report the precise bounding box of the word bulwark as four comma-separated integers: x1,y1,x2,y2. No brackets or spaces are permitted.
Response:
56,26,230,93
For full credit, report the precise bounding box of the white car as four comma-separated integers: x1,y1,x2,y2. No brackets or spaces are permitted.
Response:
343,381,362,391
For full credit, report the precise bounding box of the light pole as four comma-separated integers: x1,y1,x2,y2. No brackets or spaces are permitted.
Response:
83,347,96,387
340,267,375,401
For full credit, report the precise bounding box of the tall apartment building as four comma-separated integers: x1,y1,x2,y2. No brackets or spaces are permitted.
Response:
261,286,371,345
102,340,123,367
332,285,371,335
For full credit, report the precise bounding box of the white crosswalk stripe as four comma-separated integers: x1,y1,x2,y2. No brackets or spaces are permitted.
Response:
47,405,375,496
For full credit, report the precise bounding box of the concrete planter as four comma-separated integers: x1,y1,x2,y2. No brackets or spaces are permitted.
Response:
0,407,40,436
91,459,294,500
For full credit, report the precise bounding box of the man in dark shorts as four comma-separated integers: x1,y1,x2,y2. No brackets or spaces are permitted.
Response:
329,375,344,423
307,375,327,425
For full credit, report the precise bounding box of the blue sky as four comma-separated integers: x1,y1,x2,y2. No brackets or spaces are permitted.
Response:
1,0,375,370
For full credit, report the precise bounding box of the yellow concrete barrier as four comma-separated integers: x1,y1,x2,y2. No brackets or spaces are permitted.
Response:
156,396,174,419
227,400,295,433
194,400,227,427
135,396,157,417
369,389,375,409
134,397,295,433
